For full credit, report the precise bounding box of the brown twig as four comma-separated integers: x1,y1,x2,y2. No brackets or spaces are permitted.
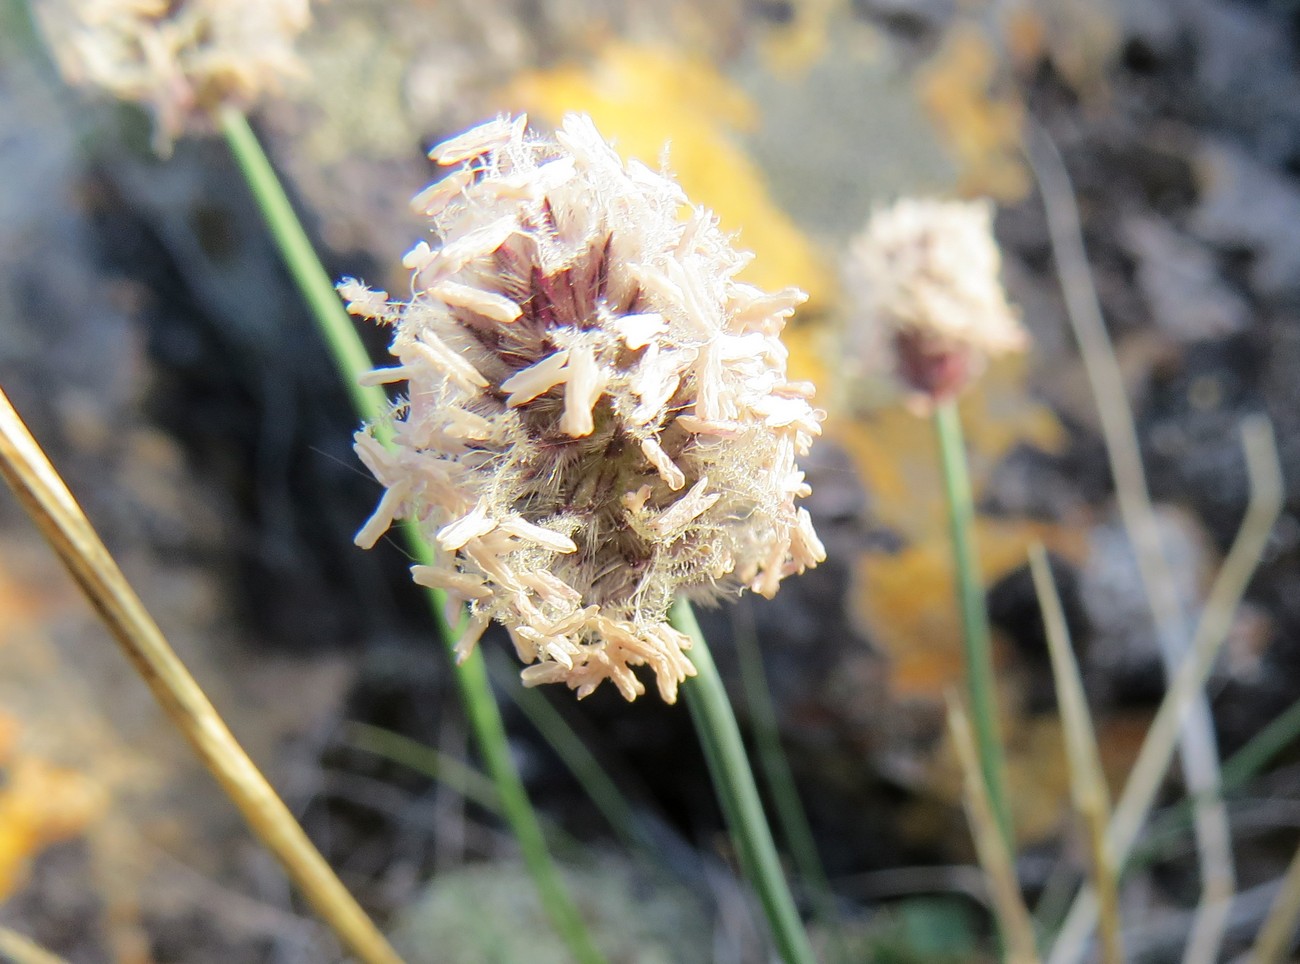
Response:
0,387,402,964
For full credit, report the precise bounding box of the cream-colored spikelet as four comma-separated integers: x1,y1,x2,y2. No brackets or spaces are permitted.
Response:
846,197,1027,406
343,113,825,703
35,0,309,149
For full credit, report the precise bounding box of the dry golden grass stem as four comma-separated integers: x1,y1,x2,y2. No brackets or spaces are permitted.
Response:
0,387,402,964
1028,544,1122,964
1026,114,1243,964
1251,842,1300,963
945,693,1040,964
0,925,69,964
1047,416,1283,963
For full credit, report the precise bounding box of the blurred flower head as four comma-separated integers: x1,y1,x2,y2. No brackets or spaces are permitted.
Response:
344,113,824,703
36,0,310,149
845,197,1026,408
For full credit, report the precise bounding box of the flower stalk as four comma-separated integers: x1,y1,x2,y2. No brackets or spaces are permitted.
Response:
732,606,843,954
673,599,816,964
218,106,603,964
935,399,1013,849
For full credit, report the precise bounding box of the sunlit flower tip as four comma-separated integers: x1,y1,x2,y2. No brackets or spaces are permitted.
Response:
846,197,1027,407
345,112,825,704
35,0,311,150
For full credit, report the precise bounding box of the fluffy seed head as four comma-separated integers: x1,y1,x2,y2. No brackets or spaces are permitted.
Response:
846,197,1026,405
346,113,825,703
36,0,310,149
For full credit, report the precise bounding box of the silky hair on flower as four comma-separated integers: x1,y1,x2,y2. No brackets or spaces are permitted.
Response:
342,113,824,703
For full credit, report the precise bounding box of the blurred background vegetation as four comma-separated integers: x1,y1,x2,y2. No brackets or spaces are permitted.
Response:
3,0,1300,960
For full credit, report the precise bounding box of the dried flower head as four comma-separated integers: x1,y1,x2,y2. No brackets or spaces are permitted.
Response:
846,197,1026,406
344,113,825,703
36,0,310,149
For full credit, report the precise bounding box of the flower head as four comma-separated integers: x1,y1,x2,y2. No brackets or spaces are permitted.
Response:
36,0,310,149
344,113,824,703
846,197,1026,407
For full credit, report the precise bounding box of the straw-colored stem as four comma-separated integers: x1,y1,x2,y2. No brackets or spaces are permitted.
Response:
1028,544,1122,964
934,399,1013,849
1250,842,1300,964
1047,418,1283,964
0,925,69,964
731,606,843,955
1025,115,1237,964
218,107,604,964
672,598,816,964
0,387,402,964
946,694,1040,964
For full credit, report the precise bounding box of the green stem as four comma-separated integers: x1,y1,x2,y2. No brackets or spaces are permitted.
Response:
732,608,843,957
934,400,1013,850
488,653,648,854
218,107,387,428
343,722,502,813
1222,695,1300,793
218,106,604,964
672,598,816,964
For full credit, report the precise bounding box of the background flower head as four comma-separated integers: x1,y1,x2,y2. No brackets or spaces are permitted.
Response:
344,113,825,703
845,197,1027,407
36,0,310,149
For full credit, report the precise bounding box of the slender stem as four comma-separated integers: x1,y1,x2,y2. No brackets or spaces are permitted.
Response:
946,695,1041,964
731,607,843,955
343,722,502,813
0,388,402,964
488,653,648,854
672,598,816,964
1131,692,1300,874
1251,843,1300,964
217,107,387,428
1222,696,1300,793
1025,117,1237,964
1046,418,1282,964
218,107,604,964
0,924,70,964
934,400,1013,849
1029,545,1122,964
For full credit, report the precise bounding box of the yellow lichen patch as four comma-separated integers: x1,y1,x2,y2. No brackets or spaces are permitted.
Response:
998,0,1120,102
0,718,108,900
756,0,841,74
506,42,835,309
917,23,1029,202
853,517,1081,702
1001,4,1051,73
